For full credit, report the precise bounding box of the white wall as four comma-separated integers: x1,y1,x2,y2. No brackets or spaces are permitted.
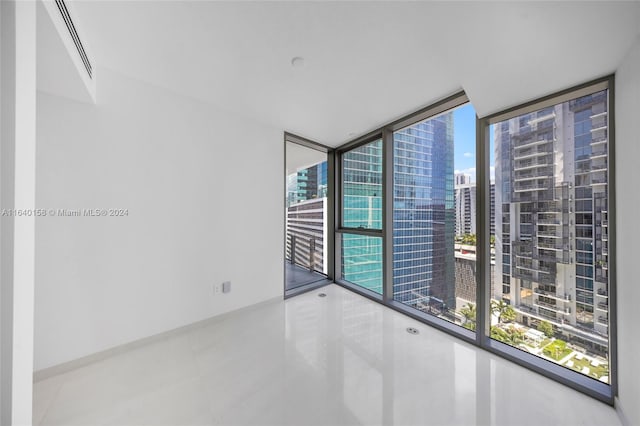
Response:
615,36,640,426
34,68,284,370
1,1,37,424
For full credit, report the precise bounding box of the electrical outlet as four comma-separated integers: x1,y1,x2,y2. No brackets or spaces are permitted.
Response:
213,283,221,294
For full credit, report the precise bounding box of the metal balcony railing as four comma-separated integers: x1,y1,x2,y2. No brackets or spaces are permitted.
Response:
514,167,554,181
514,158,552,171
537,217,561,225
287,234,323,273
513,145,554,160
514,180,554,192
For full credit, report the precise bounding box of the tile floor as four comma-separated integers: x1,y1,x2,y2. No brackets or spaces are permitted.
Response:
34,284,621,425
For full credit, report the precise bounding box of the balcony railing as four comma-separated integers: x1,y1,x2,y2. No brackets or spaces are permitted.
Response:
513,268,534,280
534,299,560,311
514,137,553,149
538,264,557,274
534,250,559,263
514,180,554,192
287,235,323,273
513,145,554,160
534,288,570,301
537,204,563,213
595,271,608,284
537,274,557,285
590,125,608,134
514,167,554,181
514,158,552,171
537,217,561,225
537,241,564,250
537,230,562,238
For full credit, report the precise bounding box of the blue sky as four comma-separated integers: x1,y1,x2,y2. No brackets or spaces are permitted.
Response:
453,104,494,182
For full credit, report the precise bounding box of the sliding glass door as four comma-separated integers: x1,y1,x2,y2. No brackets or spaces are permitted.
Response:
285,136,332,293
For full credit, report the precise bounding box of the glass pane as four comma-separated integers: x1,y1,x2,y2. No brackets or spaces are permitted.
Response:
342,139,383,230
392,103,478,329
492,90,610,384
341,234,383,294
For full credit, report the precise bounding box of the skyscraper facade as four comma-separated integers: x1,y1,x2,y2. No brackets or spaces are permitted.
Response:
494,90,609,354
341,140,384,293
454,182,495,236
455,173,472,185
286,162,327,208
392,113,455,314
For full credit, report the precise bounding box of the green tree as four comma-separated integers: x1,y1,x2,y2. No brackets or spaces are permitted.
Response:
460,303,477,331
538,320,554,338
491,325,524,345
491,299,514,323
501,305,516,323
461,234,476,245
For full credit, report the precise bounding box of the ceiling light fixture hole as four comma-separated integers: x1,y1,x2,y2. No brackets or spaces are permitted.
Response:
291,56,305,68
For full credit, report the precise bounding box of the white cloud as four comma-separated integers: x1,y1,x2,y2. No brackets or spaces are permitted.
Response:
463,152,474,158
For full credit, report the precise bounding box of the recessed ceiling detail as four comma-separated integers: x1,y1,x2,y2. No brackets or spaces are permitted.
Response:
55,0,93,79
71,2,640,146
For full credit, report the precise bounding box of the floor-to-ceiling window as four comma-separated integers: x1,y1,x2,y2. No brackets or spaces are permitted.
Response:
391,104,478,330
487,82,613,394
339,138,384,295
333,78,615,403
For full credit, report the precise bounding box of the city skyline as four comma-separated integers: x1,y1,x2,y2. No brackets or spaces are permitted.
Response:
286,92,611,383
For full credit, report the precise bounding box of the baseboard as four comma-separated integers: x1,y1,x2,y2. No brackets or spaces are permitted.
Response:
33,295,282,382
615,397,631,426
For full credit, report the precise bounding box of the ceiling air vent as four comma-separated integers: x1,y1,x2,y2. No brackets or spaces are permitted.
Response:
54,0,92,79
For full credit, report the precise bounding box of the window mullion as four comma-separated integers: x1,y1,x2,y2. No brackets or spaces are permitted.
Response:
383,127,394,303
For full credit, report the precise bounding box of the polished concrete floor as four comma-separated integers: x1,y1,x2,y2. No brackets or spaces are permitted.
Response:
34,284,621,425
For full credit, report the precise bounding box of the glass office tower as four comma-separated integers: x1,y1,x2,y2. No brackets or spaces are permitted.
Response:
392,113,456,316
342,140,384,293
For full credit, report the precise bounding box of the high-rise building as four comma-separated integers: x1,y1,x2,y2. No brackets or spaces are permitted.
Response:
454,181,495,236
392,113,455,314
287,162,327,207
494,90,609,354
286,161,329,274
341,113,457,309
341,140,384,293
455,172,472,185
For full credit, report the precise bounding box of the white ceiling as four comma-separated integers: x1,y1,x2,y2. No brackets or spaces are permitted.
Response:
286,141,327,176
72,1,640,147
